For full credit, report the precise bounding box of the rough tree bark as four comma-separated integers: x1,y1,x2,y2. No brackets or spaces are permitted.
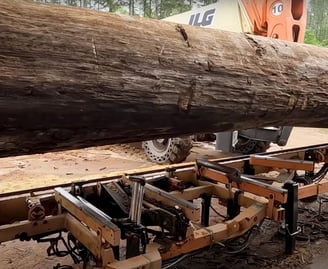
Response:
0,0,327,157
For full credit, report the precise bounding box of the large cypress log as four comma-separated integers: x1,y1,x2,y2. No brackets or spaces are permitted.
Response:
0,0,327,157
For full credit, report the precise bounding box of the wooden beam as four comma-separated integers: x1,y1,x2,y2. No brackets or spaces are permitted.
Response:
0,214,66,242
0,0,328,157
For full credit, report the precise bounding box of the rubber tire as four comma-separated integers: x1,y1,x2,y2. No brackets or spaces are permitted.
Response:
234,137,271,155
142,137,193,164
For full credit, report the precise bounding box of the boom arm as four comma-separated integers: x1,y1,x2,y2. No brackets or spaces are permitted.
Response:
241,0,306,42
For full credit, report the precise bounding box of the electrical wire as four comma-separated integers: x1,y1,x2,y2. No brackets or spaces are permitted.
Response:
53,265,73,269
312,163,328,183
223,222,263,254
210,204,228,219
161,251,200,269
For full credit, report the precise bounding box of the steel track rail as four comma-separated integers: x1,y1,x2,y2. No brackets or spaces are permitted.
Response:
1,143,327,198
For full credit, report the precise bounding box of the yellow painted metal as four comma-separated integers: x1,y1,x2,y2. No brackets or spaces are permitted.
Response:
162,0,252,33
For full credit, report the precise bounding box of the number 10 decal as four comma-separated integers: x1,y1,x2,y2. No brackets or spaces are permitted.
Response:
272,2,283,16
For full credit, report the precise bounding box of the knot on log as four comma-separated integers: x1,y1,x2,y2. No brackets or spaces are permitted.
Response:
178,79,196,112
175,24,191,48
245,34,266,57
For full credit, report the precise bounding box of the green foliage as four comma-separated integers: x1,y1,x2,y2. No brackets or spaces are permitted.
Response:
101,0,122,12
157,0,190,19
34,0,197,17
307,0,328,46
304,30,322,45
201,0,217,6
304,30,327,47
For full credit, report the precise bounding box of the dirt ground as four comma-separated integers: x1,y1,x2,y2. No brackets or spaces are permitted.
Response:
1,127,328,269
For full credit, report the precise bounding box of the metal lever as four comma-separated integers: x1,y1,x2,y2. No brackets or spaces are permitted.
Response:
196,159,241,183
128,175,146,224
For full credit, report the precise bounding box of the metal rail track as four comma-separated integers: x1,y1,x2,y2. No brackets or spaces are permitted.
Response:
1,143,327,198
